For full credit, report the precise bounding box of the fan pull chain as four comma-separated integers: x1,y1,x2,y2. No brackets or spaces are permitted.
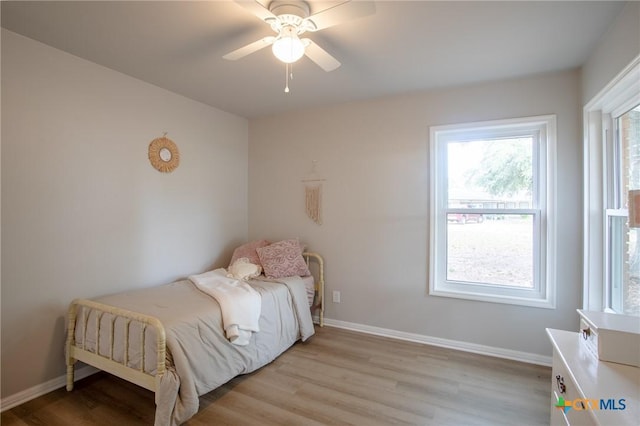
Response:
284,63,295,93
284,63,290,93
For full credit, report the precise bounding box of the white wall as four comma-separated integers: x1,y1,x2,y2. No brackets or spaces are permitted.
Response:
249,70,581,358
1,30,248,398
582,1,640,104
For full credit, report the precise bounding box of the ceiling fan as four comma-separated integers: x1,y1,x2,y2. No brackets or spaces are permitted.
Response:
223,0,375,90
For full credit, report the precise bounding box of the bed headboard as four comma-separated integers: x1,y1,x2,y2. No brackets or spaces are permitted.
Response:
302,252,324,327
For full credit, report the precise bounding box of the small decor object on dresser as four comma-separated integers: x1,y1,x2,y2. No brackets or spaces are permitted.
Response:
577,309,640,367
148,135,179,173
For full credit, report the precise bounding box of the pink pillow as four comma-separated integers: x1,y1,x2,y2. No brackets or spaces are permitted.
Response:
229,239,270,267
256,239,310,279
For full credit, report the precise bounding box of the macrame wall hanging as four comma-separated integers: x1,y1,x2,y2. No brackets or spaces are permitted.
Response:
302,161,325,225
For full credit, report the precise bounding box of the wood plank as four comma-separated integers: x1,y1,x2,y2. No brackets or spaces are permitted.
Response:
2,326,551,425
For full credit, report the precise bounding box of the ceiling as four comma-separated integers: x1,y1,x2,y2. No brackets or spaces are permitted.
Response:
1,1,625,118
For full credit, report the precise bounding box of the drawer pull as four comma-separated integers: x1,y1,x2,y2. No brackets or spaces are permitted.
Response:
582,327,591,340
556,375,566,394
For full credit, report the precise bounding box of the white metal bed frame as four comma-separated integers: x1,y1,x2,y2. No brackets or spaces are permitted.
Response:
65,252,324,395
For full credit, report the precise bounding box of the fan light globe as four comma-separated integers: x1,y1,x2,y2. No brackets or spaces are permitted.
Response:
272,27,305,63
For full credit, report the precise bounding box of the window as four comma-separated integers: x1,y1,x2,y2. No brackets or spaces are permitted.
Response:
606,106,640,316
429,115,556,308
585,58,640,317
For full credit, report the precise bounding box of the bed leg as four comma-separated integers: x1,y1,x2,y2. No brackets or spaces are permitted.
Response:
66,300,79,391
66,360,75,391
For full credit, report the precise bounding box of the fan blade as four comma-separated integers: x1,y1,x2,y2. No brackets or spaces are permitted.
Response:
223,37,276,60
233,0,276,22
304,0,375,31
302,39,340,72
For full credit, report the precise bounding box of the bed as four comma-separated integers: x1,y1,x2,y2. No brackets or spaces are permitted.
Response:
65,251,324,426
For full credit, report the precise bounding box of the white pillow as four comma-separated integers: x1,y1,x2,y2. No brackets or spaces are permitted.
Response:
226,257,262,281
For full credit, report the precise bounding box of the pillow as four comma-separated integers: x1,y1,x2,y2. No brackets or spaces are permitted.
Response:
226,257,262,281
257,239,311,279
229,239,270,267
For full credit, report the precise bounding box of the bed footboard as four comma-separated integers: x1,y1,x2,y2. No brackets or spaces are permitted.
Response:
65,298,167,394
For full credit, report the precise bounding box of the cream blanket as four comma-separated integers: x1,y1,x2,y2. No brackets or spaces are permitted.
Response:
188,269,260,346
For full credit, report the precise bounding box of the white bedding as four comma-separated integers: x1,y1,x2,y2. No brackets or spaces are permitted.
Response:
76,276,314,426
261,274,315,306
300,275,316,306
188,269,261,346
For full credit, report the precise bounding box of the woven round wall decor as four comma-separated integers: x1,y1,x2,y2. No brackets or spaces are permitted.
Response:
148,136,179,173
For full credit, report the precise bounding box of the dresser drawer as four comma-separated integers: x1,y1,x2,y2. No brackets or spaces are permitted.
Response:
579,317,598,358
550,388,569,426
564,402,598,426
551,349,598,426
552,350,581,404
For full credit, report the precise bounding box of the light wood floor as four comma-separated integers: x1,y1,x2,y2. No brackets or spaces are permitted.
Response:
2,326,551,425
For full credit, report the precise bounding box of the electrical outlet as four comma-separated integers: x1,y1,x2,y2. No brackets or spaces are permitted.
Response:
332,290,341,303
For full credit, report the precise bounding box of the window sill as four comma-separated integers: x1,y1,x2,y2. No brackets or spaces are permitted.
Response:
429,287,556,309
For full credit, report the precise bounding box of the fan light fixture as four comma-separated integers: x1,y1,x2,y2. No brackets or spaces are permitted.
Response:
271,26,305,63
224,0,376,92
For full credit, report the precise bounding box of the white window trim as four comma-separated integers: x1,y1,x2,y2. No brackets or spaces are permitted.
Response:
429,115,557,308
583,55,640,312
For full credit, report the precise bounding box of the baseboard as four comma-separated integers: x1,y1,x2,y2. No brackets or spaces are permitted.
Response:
323,318,552,367
2,319,550,412
0,364,99,412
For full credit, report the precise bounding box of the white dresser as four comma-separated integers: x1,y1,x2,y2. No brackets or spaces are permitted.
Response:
546,328,640,426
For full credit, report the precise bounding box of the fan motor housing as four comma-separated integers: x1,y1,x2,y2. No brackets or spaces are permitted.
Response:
269,0,310,19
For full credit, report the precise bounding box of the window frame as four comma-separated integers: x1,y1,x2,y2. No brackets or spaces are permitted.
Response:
429,115,557,308
583,56,640,314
